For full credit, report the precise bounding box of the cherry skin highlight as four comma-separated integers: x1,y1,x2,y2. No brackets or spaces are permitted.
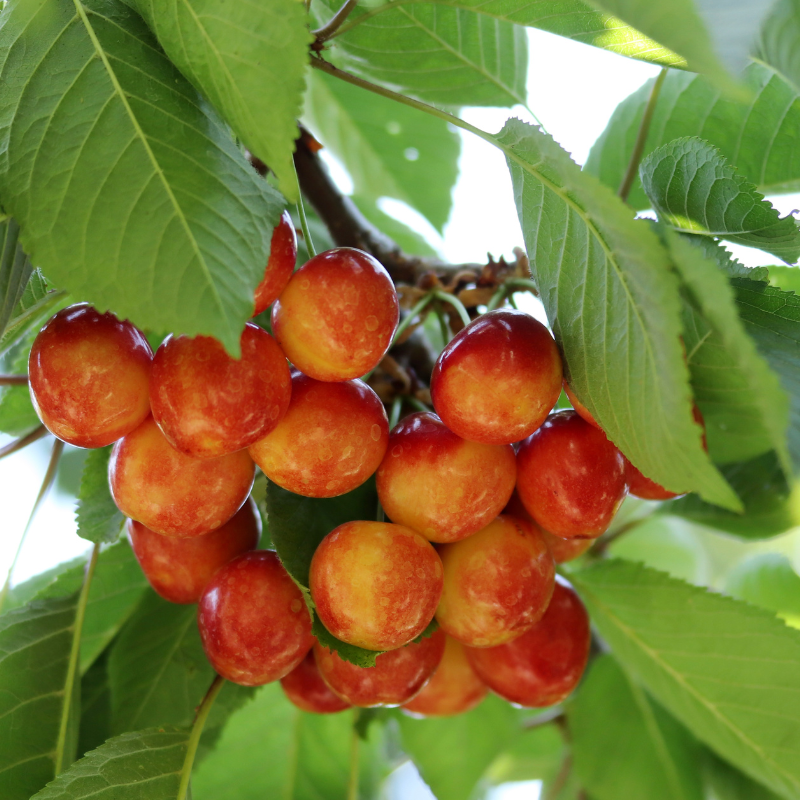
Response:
431,309,562,445
435,515,555,648
281,650,351,714
314,630,446,707
402,636,487,717
28,303,152,448
466,578,591,707
271,247,399,381
563,381,601,430
249,373,388,498
516,410,627,539
376,412,516,543
253,210,297,316
309,520,443,651
150,323,291,459
127,498,261,604
109,416,255,537
198,550,314,686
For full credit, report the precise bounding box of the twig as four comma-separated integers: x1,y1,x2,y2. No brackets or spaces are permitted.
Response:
313,0,359,43
0,374,27,385
0,424,48,461
618,67,668,202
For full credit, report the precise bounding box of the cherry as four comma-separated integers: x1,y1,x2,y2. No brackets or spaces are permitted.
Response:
376,412,516,543
109,416,254,537
253,210,297,316
309,521,443,651
127,498,260,604
435,515,555,648
28,303,152,448
562,380,601,429
280,650,351,714
466,578,590,707
150,323,291,459
402,636,487,717
431,309,562,445
516,410,627,539
314,629,446,707
271,247,399,381
198,550,314,686
249,373,388,498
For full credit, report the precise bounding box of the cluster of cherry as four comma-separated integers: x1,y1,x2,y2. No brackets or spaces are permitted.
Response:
24,211,695,716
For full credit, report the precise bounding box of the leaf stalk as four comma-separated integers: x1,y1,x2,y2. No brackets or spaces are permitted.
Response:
313,0,359,43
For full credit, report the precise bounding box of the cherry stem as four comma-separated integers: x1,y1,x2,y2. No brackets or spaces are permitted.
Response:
394,294,434,345
177,674,226,800
618,67,668,202
292,159,317,258
589,518,644,557
313,0,359,43
434,300,451,345
0,436,63,614
0,373,28,385
545,753,573,800
55,541,100,775
347,713,360,800
0,424,48,461
389,395,403,429
522,707,565,732
405,396,429,413
432,290,471,329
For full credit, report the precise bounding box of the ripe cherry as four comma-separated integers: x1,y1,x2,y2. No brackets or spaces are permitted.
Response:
28,303,152,448
150,323,291,459
310,521,443,651
127,498,260,604
436,515,555,648
516,410,627,539
253,210,297,316
198,550,314,686
466,578,590,707
271,247,399,381
314,629,446,707
249,373,388,498
402,636,487,717
431,309,562,445
280,650,351,714
109,416,255,537
376,412,516,543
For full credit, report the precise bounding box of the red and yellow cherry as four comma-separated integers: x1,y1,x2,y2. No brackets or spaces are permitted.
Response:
253,210,297,316
314,629,446,707
271,247,399,381
109,416,255,537
504,491,593,563
625,406,706,500
127,499,260,604
198,550,314,686
435,515,555,648
516,410,626,539
402,636,487,717
150,323,291,459
28,303,152,448
309,521,442,651
249,373,388,498
280,650,351,714
562,381,601,430
376,412,516,543
466,578,590,707
431,309,562,445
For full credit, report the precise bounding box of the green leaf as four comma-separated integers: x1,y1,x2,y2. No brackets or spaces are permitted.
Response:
30,727,189,800
354,196,439,257
78,652,112,758
130,0,311,201
754,0,800,95
668,451,794,539
499,118,738,509
570,654,703,800
663,230,791,471
570,559,800,800
313,0,529,108
0,323,39,435
266,479,383,667
585,64,800,211
702,749,785,800
75,447,125,545
2,557,86,613
0,594,78,800
305,69,460,232
769,266,800,295
193,683,389,800
397,694,524,800
107,590,211,733
0,217,32,340
484,723,565,786
0,0,285,355
640,138,800,263
725,554,800,626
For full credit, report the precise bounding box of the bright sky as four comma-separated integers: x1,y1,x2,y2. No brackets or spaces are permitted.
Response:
1,24,797,800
